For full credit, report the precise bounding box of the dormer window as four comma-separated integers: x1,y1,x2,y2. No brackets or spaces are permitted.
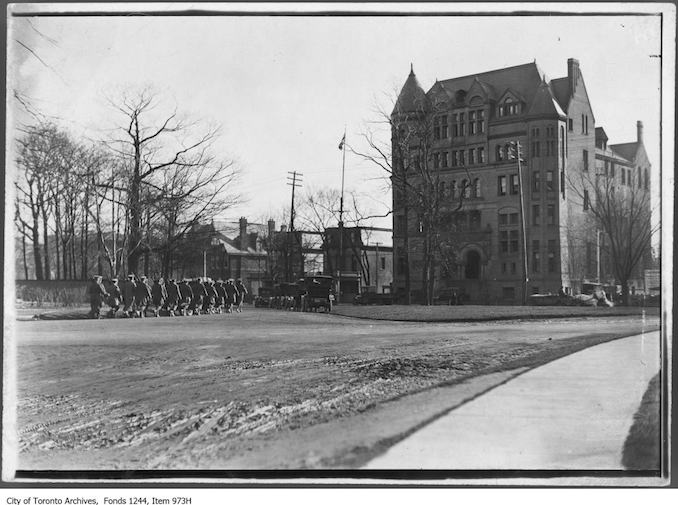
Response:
455,90,467,104
498,97,522,117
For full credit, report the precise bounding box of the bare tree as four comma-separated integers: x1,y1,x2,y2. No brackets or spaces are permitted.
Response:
568,167,657,305
103,87,238,276
351,93,474,304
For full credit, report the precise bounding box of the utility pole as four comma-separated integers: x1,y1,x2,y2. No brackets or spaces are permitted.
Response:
510,141,528,305
287,171,303,281
596,229,601,282
375,242,381,293
338,127,347,303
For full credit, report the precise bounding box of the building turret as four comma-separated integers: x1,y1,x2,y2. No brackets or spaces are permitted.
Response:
392,64,428,116
637,120,644,144
526,77,567,118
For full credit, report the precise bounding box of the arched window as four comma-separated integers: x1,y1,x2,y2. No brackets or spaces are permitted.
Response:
473,178,481,198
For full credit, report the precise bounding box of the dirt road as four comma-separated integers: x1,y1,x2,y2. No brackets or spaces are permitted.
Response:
12,309,659,470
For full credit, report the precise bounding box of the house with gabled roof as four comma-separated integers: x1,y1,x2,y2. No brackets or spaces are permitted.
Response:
391,58,652,303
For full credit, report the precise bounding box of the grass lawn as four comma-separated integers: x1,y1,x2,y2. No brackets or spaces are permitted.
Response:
332,304,658,322
622,373,661,470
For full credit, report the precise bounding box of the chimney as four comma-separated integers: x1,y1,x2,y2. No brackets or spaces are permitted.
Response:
280,224,288,233
239,217,247,250
267,219,275,237
637,120,644,143
567,58,580,93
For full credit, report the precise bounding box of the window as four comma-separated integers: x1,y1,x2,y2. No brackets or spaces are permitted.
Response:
439,181,446,197
500,231,509,253
638,167,642,188
645,168,650,190
604,160,609,176
547,140,556,156
531,240,540,273
470,210,481,229
499,213,508,226
583,149,589,171
441,115,448,138
468,148,475,165
546,170,554,191
477,110,485,133
450,180,457,199
510,174,519,194
501,262,507,274
459,150,465,166
469,111,476,135
583,189,590,210
511,262,517,274
381,257,386,270
478,146,485,163
461,179,470,198
560,169,565,198
560,125,566,158
581,114,585,134
510,230,519,253
496,144,504,162
509,212,518,225
621,168,626,185
548,240,557,273
452,151,458,167
442,151,448,168
585,115,589,135
531,141,540,158
433,153,440,169
473,178,481,198
610,162,615,177
532,127,540,137
498,175,507,196
532,204,540,226
568,118,573,131
532,171,541,192
547,204,555,225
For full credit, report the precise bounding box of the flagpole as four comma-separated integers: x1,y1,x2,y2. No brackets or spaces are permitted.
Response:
338,126,346,303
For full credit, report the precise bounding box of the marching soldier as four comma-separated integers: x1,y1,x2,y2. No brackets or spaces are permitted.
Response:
165,278,181,316
105,278,122,318
122,274,137,318
87,275,107,319
214,280,226,314
178,279,194,316
151,278,168,317
235,278,248,313
189,278,207,315
224,279,237,313
134,275,152,317
203,279,217,314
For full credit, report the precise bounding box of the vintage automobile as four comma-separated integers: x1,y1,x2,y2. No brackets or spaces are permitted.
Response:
299,275,335,312
254,287,275,308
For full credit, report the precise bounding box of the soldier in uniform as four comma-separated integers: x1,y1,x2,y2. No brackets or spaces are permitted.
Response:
165,279,181,316
224,279,237,313
122,274,137,317
235,278,248,313
214,280,226,314
134,275,152,317
87,275,108,319
105,278,122,318
189,278,207,315
202,279,217,314
151,278,168,317
178,279,193,316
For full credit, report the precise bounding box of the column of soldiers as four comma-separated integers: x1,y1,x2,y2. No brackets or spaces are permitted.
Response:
87,274,248,319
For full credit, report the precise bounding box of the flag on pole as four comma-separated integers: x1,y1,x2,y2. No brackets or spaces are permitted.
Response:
338,133,346,150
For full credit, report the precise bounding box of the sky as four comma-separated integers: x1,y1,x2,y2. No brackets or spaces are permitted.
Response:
7,3,670,242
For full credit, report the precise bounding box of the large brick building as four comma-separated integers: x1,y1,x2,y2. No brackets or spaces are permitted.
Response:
391,58,652,303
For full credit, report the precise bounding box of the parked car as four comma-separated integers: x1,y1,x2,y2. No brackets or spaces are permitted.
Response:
299,275,335,312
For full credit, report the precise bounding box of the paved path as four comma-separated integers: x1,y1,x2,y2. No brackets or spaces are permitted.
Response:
364,331,661,470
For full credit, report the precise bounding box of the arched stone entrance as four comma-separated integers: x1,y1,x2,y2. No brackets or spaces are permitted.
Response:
465,250,481,279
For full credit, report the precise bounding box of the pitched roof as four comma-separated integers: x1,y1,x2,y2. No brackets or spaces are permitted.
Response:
526,79,566,118
609,142,639,162
393,66,428,114
549,77,571,111
595,127,608,141
436,62,544,105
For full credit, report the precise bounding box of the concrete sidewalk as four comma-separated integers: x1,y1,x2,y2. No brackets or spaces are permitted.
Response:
364,331,660,470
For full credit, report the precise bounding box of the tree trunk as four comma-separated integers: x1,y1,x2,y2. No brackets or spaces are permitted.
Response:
21,225,29,280
41,208,51,280
31,218,44,280
81,196,89,279
621,280,630,306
